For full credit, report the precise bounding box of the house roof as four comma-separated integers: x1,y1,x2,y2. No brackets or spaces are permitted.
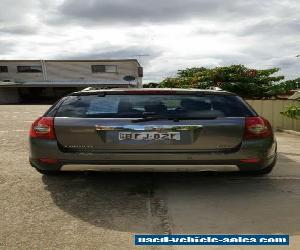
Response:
0,79,138,87
0,59,141,66
288,91,300,100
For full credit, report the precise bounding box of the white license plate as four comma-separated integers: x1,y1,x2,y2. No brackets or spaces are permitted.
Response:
119,132,181,141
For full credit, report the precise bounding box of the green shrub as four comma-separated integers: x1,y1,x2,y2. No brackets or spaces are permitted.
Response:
280,105,300,119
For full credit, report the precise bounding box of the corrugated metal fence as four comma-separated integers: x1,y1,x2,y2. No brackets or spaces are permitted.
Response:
246,100,300,131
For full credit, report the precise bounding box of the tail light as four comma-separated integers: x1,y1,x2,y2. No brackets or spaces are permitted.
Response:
244,117,273,140
30,117,56,140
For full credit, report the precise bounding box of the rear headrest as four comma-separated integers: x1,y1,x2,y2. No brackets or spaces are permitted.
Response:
181,99,211,111
118,101,133,113
144,102,167,113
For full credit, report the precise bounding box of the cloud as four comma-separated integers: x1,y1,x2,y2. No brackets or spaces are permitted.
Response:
0,39,17,55
0,25,38,35
236,18,300,37
67,46,159,60
47,0,279,26
274,57,298,68
0,0,37,24
53,45,162,67
0,0,46,36
1,0,300,82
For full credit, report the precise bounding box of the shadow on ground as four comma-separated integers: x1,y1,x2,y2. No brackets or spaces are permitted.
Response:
42,171,300,234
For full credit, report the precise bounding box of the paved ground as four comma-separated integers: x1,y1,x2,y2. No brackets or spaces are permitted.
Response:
0,105,299,250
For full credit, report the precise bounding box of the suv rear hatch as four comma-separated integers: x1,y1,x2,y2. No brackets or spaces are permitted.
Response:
53,92,256,153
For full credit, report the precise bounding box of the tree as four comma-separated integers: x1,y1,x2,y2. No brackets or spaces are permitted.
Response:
272,78,300,97
158,65,289,98
280,106,300,119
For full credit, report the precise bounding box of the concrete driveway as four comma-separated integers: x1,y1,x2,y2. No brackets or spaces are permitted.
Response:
0,105,299,250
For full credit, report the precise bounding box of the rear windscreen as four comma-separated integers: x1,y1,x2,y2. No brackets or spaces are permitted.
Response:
55,94,256,118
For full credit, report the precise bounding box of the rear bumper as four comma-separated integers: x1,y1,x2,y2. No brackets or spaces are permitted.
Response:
59,164,240,172
29,136,277,172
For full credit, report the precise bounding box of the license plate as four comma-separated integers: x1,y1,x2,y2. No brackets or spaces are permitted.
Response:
119,132,180,141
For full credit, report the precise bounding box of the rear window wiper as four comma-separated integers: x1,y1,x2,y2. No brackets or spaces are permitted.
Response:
131,115,170,123
132,115,218,123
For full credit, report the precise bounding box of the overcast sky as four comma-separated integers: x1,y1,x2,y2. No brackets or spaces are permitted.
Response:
1,0,300,82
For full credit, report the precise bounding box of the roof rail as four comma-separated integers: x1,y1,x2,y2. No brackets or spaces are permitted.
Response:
82,86,113,91
82,87,94,91
208,86,222,91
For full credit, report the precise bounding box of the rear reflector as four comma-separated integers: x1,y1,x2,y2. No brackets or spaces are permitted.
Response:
30,117,56,140
38,158,59,164
244,117,273,140
240,158,260,163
